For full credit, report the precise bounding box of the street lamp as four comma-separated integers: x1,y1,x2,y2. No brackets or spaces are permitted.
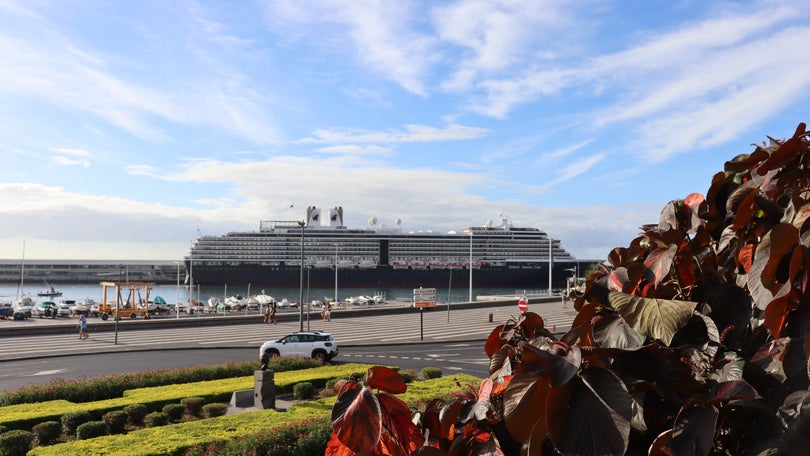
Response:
174,261,181,319
298,220,305,332
468,231,473,303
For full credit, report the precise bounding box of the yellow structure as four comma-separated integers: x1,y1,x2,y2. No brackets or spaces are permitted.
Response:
98,281,154,320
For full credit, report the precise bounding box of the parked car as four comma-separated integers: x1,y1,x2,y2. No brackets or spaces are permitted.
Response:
0,302,14,319
31,301,58,318
259,331,339,362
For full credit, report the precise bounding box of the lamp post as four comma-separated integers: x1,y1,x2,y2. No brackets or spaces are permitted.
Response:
306,266,311,331
298,220,305,332
334,243,338,306
174,261,180,319
468,231,473,303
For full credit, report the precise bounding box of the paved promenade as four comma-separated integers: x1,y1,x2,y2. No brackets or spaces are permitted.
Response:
0,298,578,361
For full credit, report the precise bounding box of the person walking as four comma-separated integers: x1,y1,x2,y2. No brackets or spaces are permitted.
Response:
323,301,332,322
263,305,270,324
78,314,89,340
269,300,277,325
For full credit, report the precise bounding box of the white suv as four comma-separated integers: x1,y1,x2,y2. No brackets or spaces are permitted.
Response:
259,331,339,362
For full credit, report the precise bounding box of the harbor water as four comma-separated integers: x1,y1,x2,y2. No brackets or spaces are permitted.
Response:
1,281,550,306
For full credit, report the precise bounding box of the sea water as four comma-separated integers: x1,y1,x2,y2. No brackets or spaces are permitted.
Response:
0,281,537,306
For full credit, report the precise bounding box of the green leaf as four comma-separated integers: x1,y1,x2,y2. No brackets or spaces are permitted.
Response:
606,291,696,346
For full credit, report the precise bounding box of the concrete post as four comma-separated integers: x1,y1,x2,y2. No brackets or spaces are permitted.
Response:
254,370,276,409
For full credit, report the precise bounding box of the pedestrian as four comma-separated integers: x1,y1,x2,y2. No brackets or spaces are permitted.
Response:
263,305,270,324
269,300,277,325
77,314,89,340
323,301,332,322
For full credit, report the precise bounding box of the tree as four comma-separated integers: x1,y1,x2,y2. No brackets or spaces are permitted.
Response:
328,122,810,455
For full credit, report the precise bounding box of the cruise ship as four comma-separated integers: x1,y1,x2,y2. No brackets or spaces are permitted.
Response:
186,206,594,288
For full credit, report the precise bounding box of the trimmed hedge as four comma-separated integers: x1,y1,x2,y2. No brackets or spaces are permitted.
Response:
102,410,128,434
76,421,108,440
26,375,479,456
0,364,376,431
293,382,315,400
31,421,61,446
0,429,34,456
161,404,185,422
0,358,321,407
180,397,205,417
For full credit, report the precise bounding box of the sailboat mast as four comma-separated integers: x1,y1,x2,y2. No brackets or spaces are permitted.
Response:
17,241,25,301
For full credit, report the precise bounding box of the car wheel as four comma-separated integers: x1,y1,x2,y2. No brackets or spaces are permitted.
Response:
311,350,327,363
101,313,109,321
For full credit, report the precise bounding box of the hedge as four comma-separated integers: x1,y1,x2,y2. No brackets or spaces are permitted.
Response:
27,375,479,456
0,364,376,431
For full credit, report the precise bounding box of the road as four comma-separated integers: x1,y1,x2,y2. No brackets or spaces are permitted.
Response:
0,343,490,391
0,300,576,391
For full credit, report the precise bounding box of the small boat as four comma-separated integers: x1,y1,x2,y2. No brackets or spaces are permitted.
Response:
411,261,427,269
392,261,408,269
37,285,62,298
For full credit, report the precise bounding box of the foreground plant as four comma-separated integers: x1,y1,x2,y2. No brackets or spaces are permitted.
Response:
328,122,810,455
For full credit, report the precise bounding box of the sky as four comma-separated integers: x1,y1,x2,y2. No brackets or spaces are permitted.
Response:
1,0,809,262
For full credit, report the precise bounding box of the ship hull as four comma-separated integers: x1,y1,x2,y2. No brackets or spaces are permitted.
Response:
187,262,591,289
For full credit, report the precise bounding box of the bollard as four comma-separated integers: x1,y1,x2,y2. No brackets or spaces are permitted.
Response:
552,324,556,333
488,313,493,323
254,370,276,410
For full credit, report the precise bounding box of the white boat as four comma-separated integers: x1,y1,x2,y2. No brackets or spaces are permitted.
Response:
224,295,246,311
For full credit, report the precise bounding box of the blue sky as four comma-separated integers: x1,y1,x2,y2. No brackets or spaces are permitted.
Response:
1,0,809,261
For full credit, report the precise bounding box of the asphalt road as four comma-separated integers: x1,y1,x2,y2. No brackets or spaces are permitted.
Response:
0,343,490,391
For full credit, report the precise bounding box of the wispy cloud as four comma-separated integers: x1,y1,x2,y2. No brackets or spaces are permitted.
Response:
315,145,395,156
301,123,489,144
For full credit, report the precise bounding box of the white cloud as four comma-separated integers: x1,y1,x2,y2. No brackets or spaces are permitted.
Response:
315,145,395,156
49,148,90,157
301,123,489,144
51,155,91,168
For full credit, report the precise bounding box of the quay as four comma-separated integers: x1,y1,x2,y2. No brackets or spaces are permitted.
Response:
0,259,182,284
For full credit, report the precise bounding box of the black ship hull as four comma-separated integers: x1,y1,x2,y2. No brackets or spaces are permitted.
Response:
187,261,592,289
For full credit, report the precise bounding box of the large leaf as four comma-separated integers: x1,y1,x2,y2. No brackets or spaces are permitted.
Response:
665,401,719,456
521,340,582,387
366,366,407,394
606,291,696,345
591,309,646,349
378,391,424,454
756,122,806,174
331,385,382,452
643,244,678,287
547,367,632,456
502,372,551,441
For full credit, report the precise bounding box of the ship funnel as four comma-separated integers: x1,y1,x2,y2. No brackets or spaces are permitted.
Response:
329,206,344,227
307,206,322,226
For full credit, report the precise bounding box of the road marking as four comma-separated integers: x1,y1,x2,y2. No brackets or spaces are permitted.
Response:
30,369,67,376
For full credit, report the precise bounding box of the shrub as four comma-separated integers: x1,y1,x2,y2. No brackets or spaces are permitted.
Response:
0,429,33,456
184,416,331,456
30,421,61,446
399,369,418,383
60,410,92,435
201,403,228,418
420,367,442,379
143,411,169,428
293,382,315,400
0,425,6,433
180,397,206,417
75,421,108,440
324,377,341,390
122,404,148,425
162,403,186,422
101,410,128,434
